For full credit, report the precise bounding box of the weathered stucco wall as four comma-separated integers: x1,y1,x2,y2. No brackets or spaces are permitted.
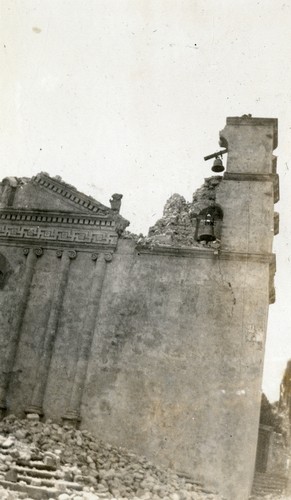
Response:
81,239,271,498
0,116,278,500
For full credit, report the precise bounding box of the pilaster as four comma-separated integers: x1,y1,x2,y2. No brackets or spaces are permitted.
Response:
25,249,76,417
62,252,111,427
0,247,43,418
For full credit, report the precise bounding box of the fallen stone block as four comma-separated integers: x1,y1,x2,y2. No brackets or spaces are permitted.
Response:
2,437,15,449
5,468,18,482
26,414,40,421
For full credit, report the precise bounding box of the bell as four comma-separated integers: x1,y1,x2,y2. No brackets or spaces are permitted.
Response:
211,156,224,173
197,217,216,242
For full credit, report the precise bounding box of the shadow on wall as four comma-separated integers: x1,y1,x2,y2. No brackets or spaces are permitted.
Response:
0,253,11,289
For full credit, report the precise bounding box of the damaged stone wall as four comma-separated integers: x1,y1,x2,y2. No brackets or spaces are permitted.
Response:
0,116,278,500
133,176,222,249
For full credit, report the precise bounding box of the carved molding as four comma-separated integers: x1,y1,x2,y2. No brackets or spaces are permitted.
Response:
0,210,115,226
90,252,112,262
23,247,43,257
68,250,77,259
0,223,118,246
33,247,43,257
56,248,77,260
0,207,119,251
136,244,275,264
224,172,277,182
104,253,113,262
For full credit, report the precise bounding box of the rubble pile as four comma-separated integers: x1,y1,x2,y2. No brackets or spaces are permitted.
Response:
147,194,197,247
0,414,224,500
132,176,223,249
191,177,222,209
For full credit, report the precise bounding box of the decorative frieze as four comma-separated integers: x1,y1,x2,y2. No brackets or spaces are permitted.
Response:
0,223,117,247
0,171,130,251
0,207,119,251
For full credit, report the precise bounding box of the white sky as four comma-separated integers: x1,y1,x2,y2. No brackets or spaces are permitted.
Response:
1,0,291,401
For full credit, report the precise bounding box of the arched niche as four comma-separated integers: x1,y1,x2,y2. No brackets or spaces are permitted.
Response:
195,203,224,242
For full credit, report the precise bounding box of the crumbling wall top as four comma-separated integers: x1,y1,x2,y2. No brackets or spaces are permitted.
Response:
129,176,223,249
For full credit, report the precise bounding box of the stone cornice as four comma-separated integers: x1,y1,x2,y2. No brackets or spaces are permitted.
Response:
0,208,118,251
0,241,117,253
138,245,276,303
223,172,279,203
136,244,275,264
223,172,278,182
226,116,278,149
0,208,115,226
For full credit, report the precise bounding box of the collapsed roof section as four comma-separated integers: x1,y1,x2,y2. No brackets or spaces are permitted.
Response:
131,176,223,249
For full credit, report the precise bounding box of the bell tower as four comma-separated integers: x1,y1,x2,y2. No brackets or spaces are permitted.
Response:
217,115,278,256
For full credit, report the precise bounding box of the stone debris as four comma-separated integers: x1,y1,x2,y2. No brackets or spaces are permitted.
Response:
147,193,198,247
0,414,226,500
127,176,223,249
